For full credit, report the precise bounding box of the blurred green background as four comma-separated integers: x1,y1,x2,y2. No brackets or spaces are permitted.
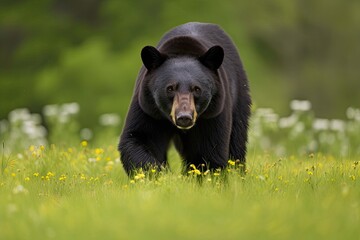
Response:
1,0,359,128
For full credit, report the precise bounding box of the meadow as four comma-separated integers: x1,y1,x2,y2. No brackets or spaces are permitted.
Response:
1,101,360,240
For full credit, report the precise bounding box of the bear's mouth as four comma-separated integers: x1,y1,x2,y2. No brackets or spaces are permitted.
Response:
170,93,197,130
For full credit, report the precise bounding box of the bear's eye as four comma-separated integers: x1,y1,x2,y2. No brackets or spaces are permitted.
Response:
166,86,174,93
193,86,201,94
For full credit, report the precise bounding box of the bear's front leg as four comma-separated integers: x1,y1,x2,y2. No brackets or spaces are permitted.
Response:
119,104,173,176
119,133,166,176
178,116,231,171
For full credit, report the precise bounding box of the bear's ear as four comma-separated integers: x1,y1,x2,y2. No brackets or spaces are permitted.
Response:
141,46,166,70
199,46,224,70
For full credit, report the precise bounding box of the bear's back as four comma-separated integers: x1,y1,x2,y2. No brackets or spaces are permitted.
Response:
158,22,227,48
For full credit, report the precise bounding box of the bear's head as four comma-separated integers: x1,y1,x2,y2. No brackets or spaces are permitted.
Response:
139,45,224,130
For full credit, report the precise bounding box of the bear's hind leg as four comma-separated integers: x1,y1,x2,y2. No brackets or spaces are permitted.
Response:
229,112,250,173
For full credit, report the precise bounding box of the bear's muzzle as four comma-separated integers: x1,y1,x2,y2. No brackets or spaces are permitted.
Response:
170,93,197,129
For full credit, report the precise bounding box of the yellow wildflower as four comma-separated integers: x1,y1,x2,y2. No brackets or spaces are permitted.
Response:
134,173,145,180
95,148,104,155
29,145,35,152
228,160,235,166
59,174,67,181
33,172,40,177
24,177,30,181
352,161,359,169
40,145,45,151
81,140,88,147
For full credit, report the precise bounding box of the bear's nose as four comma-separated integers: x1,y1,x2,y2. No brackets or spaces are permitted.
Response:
176,112,193,128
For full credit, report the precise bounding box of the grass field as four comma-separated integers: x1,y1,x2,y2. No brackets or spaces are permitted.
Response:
1,142,359,240
1,103,359,239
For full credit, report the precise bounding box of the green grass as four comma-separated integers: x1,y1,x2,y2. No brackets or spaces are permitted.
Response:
1,143,359,240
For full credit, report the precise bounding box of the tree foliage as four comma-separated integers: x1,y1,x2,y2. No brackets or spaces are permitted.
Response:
1,0,359,126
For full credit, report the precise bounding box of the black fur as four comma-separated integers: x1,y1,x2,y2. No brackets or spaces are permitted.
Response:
119,22,251,175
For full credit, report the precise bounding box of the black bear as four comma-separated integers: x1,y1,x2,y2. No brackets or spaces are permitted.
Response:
119,22,251,175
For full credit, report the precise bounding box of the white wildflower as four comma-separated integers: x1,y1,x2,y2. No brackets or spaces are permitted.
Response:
330,119,345,132
13,185,28,194
43,104,59,117
62,102,80,115
313,118,330,131
9,108,31,123
290,100,312,112
80,128,93,140
293,122,305,133
99,113,121,126
279,114,298,128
